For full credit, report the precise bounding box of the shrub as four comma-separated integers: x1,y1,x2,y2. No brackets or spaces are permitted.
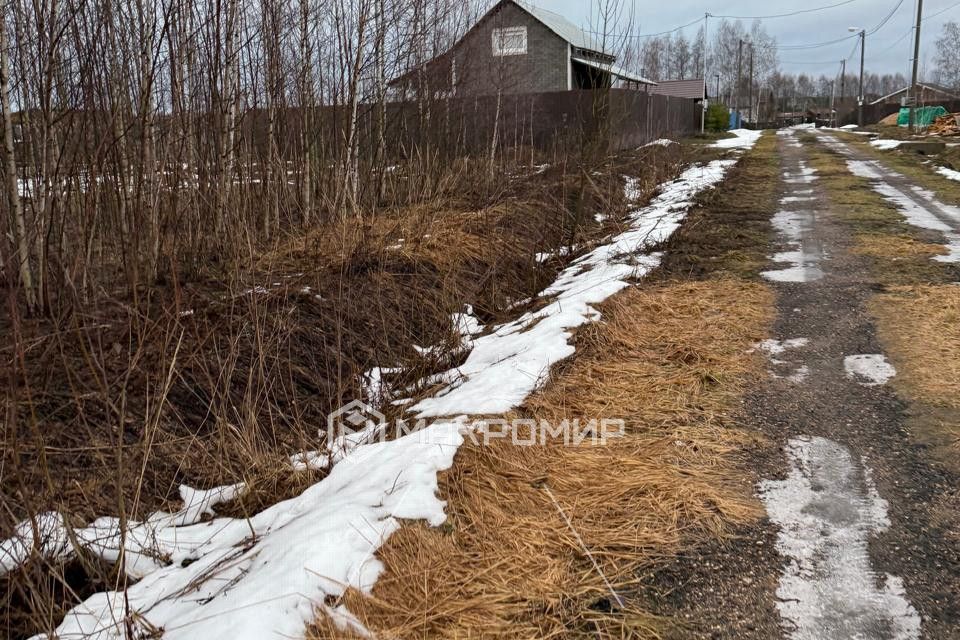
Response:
706,103,731,132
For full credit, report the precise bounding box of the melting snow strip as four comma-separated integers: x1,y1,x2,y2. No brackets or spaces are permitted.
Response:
844,354,897,387
762,205,825,283
846,158,960,263
760,436,921,640
712,128,764,150
871,139,904,151
16,422,465,640
936,165,960,183
11,148,759,640
411,159,739,418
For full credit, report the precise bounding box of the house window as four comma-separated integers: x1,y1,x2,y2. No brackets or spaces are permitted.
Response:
492,26,527,56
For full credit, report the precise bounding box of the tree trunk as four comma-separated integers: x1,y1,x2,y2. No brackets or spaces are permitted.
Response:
0,18,36,311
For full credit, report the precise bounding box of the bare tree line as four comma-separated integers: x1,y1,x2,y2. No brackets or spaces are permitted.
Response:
0,0,483,315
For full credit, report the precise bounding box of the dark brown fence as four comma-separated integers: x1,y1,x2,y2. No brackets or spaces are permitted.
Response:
262,89,700,162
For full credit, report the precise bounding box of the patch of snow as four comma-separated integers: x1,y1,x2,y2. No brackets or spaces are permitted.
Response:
763,261,825,283
784,365,810,383
849,160,960,263
935,165,960,183
290,450,330,471
840,124,859,130
1,484,246,580
623,175,645,202
783,164,818,184
847,160,884,180
643,138,676,148
362,366,402,406
28,421,466,640
871,139,903,151
781,196,815,203
760,436,920,640
844,354,897,386
411,160,739,418
755,338,809,356
761,209,825,283
755,338,811,383
712,128,763,150
452,305,483,342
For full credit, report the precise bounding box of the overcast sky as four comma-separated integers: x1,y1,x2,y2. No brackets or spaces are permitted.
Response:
539,0,958,78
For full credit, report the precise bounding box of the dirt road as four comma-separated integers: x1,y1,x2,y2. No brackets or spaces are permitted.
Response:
657,130,960,639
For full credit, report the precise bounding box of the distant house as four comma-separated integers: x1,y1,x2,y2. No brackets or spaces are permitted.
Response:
389,0,655,99
869,83,960,106
650,79,708,103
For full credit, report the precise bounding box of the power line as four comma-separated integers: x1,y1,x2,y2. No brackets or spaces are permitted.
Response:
622,16,707,39
924,0,960,20
867,0,906,34
774,35,860,50
711,0,861,20
764,0,905,52
572,0,874,41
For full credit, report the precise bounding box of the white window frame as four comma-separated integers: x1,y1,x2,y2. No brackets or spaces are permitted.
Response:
492,26,527,57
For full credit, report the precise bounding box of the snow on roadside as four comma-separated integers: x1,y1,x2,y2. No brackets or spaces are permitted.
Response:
846,158,960,263
0,485,245,580
936,165,960,183
9,137,761,640
871,139,903,151
712,128,764,149
760,436,920,640
411,158,740,418
643,138,677,148
21,421,465,640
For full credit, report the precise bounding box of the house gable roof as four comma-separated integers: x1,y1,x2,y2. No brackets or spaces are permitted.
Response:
514,1,609,56
869,83,960,105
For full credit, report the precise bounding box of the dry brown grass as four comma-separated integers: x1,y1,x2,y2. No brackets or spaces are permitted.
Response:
3,147,688,638
871,285,960,411
311,279,775,639
852,234,949,260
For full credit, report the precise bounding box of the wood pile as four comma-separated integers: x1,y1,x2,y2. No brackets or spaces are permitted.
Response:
879,112,900,126
929,113,960,136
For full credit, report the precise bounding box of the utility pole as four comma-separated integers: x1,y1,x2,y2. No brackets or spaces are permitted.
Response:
748,44,754,126
909,0,924,132
840,59,846,104
736,39,744,127
852,28,866,127
701,12,710,133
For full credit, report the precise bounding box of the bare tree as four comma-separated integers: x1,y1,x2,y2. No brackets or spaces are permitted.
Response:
934,22,960,90
1,12,36,310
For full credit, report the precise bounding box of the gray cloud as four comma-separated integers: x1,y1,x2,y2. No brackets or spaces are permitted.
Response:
540,0,957,77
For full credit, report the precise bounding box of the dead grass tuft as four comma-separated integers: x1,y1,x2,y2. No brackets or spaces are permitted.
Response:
311,279,775,639
870,285,960,467
871,286,960,411
853,233,949,259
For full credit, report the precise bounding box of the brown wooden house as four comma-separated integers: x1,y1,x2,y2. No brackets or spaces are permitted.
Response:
390,0,655,99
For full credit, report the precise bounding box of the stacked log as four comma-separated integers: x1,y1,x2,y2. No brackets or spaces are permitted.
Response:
928,114,960,136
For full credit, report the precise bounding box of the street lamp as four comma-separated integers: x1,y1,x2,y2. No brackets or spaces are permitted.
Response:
849,27,866,126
